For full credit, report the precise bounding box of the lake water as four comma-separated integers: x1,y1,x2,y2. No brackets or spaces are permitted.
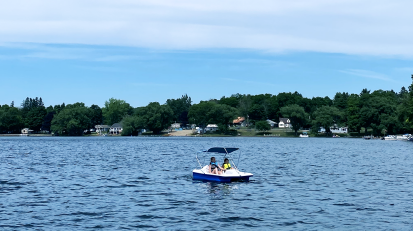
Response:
0,137,412,230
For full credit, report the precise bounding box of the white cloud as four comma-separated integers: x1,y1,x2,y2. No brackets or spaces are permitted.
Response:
1,0,413,56
340,69,394,82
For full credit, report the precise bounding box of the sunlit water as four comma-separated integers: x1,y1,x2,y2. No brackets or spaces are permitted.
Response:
0,137,412,230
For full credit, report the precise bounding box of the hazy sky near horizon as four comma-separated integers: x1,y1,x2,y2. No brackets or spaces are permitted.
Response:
1,0,413,107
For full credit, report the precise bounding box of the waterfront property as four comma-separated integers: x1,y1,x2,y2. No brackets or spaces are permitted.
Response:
95,125,110,135
205,124,219,132
110,123,123,135
233,117,246,127
278,118,291,128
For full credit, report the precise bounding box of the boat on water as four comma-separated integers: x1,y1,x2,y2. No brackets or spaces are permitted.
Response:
396,134,412,141
192,147,253,183
299,132,309,138
383,135,397,141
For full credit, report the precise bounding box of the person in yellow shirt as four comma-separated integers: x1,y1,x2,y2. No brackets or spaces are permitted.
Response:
223,158,231,170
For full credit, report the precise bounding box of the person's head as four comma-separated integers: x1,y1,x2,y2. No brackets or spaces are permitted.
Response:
224,158,229,164
211,157,216,162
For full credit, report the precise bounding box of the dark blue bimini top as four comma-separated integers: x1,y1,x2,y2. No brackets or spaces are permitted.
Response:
204,147,239,154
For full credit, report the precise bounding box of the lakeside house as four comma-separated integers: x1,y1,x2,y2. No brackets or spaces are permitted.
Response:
95,125,110,135
205,124,219,132
110,123,123,135
171,122,181,130
278,118,291,128
233,117,246,126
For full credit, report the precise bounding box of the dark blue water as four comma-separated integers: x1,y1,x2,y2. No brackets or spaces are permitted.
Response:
0,137,412,230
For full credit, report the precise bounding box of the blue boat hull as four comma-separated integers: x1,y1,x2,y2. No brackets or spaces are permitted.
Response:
193,172,251,183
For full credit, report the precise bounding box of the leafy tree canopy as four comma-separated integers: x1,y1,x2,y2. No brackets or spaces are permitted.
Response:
102,98,133,125
137,102,173,134
255,120,271,131
280,104,308,135
166,94,191,124
51,103,92,136
312,106,342,134
121,116,145,136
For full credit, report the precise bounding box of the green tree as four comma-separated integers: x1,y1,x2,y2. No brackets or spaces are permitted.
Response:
51,103,92,136
207,104,238,134
121,116,145,136
219,95,239,108
333,92,349,111
309,96,333,115
398,84,413,132
189,101,238,134
255,120,271,132
90,104,103,126
20,97,46,131
54,103,66,115
312,106,342,134
102,98,133,125
0,106,23,134
361,95,398,135
276,92,303,108
237,95,252,126
248,94,273,121
346,94,361,133
137,102,173,134
26,106,47,132
280,104,308,136
188,101,216,129
166,94,192,124
41,111,55,133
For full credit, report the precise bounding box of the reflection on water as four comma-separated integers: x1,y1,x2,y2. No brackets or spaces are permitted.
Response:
0,137,412,230
200,182,240,198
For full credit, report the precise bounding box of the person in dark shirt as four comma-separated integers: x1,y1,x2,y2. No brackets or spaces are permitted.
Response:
209,157,225,174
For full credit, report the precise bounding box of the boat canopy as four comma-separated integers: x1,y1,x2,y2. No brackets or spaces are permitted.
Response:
203,147,239,154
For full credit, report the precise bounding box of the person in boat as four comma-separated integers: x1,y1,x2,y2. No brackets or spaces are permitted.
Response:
223,158,232,170
209,157,225,174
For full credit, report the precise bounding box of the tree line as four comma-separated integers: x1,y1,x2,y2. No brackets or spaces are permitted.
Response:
1,80,413,136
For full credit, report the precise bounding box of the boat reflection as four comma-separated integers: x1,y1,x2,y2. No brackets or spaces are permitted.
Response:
199,182,240,197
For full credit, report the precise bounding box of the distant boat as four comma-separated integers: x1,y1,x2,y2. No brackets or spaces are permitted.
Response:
383,135,397,141
396,134,411,141
299,132,309,138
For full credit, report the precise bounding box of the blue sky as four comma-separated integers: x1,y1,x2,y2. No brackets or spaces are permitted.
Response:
1,0,413,108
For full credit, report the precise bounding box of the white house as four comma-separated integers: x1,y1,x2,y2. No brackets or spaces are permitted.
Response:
110,123,123,135
95,125,110,135
171,123,181,129
278,118,291,128
205,124,219,132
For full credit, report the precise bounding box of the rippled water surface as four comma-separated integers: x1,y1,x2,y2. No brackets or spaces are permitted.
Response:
1,137,412,230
